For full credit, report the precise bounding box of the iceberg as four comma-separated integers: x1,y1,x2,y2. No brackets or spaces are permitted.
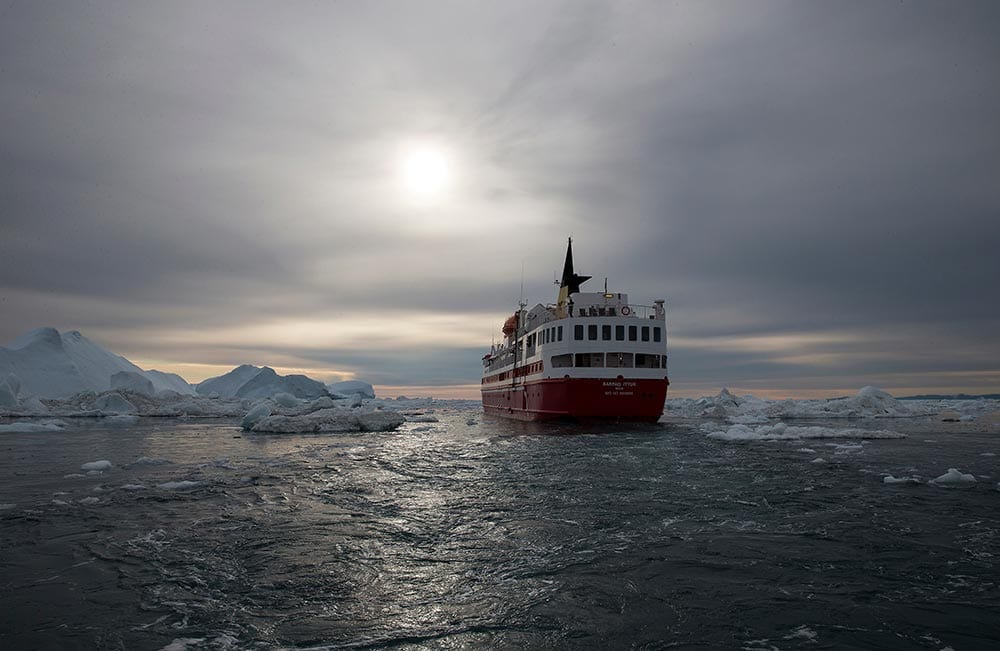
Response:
110,371,155,396
0,328,194,399
327,380,376,399
930,468,977,485
196,365,329,400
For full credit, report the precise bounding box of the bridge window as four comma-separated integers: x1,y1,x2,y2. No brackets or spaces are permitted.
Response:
574,324,584,340
653,327,661,342
641,326,650,342
602,325,612,340
616,325,625,341
628,325,637,341
588,325,598,340
557,326,563,341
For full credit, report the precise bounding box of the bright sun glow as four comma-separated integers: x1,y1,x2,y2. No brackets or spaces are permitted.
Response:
399,146,450,197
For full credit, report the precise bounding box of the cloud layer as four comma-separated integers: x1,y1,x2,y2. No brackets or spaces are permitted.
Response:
2,1,998,396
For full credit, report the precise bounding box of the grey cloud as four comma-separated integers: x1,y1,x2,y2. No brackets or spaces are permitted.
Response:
1,1,998,393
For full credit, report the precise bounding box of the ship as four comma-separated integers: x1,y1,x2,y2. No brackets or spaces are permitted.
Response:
481,238,669,422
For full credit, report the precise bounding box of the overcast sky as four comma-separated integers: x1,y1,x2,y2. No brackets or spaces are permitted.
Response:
2,1,998,398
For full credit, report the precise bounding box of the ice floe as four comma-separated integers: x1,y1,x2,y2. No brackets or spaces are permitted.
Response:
248,407,405,433
0,419,67,433
705,422,905,442
157,480,202,490
930,468,977,485
80,460,112,472
883,475,921,484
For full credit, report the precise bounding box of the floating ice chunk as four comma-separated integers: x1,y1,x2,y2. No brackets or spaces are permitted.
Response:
249,407,405,433
160,638,206,651
797,448,816,453
0,419,67,433
121,484,147,491
706,422,904,442
157,480,202,490
0,503,15,510
241,401,273,429
930,468,976,485
784,625,817,641
78,497,100,505
982,452,996,457
81,460,112,472
327,380,375,399
811,457,827,464
883,475,921,484
132,456,172,466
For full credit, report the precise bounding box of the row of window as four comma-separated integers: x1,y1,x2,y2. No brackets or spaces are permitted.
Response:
551,353,666,369
573,324,662,343
482,360,544,384
526,325,564,348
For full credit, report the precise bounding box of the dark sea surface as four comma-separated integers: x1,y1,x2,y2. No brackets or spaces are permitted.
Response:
1,408,998,650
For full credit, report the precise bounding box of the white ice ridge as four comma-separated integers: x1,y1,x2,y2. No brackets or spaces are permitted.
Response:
705,422,905,441
666,385,1000,422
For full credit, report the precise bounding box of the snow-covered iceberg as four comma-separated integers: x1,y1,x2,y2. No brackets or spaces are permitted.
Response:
240,396,404,433
327,380,376,399
196,365,329,400
0,327,194,400
666,386,927,421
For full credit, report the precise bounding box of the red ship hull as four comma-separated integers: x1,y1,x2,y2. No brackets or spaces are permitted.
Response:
481,377,668,422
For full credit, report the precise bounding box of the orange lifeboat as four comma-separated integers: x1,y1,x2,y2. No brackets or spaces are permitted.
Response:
501,313,518,337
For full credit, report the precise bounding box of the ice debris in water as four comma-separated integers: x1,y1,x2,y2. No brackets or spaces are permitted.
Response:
883,475,921,484
705,421,905,441
667,385,933,421
240,396,406,433
930,468,976,485
132,456,172,466
783,625,818,641
241,400,273,429
157,480,202,490
80,460,112,472
0,419,67,432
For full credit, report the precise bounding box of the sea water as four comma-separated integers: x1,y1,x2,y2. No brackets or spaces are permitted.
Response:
1,408,998,649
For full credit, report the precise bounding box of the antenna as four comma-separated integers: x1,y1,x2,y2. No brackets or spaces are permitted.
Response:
519,259,524,306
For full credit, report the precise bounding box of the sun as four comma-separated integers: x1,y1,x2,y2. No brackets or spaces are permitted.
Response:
398,145,450,198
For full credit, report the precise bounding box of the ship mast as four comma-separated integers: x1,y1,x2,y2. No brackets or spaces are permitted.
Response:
556,237,591,317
